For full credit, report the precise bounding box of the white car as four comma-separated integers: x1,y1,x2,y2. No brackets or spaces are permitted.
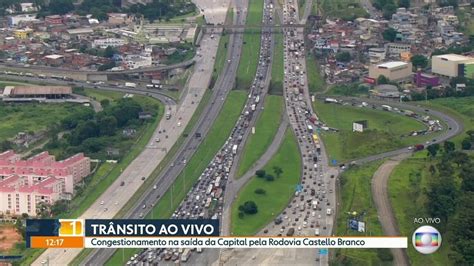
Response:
100,200,104,205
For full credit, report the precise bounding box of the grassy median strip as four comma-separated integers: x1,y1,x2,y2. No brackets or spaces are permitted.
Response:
106,91,247,265
236,95,284,177
231,128,301,235
211,8,234,86
334,160,387,264
235,0,264,90
306,52,325,93
313,100,430,162
269,15,284,95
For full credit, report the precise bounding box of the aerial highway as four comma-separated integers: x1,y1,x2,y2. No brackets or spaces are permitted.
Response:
29,3,228,265
80,0,251,264
111,0,277,264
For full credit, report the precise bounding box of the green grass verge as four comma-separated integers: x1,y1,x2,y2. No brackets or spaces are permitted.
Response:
106,91,247,265
269,15,284,95
0,103,89,142
236,95,284,177
211,8,234,87
235,0,264,90
320,0,368,20
334,160,390,265
419,96,474,147
389,157,452,266
231,129,301,236
306,52,325,93
313,100,433,162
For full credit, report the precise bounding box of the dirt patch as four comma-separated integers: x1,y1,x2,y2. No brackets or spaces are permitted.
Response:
0,225,22,252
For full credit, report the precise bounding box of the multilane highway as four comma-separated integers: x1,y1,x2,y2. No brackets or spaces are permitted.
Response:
81,0,250,264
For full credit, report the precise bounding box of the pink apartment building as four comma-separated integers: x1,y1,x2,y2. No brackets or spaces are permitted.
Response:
0,150,91,216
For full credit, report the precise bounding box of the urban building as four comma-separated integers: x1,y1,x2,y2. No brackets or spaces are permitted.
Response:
431,54,474,78
92,38,127,49
385,43,411,58
370,84,401,100
368,47,386,63
45,15,64,25
414,71,440,87
0,151,91,216
7,14,38,27
124,54,152,69
369,61,413,82
2,85,73,99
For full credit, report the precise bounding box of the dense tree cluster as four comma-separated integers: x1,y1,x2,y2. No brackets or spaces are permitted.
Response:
127,0,196,22
424,143,474,264
45,97,156,160
4,0,195,21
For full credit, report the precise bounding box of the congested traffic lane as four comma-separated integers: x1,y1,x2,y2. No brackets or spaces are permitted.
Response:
116,0,276,264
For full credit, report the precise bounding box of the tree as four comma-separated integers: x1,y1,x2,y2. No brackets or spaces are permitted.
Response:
461,138,472,150
273,166,283,178
265,174,275,181
452,151,469,167
399,0,410,8
0,140,13,151
98,115,117,136
411,54,428,69
238,201,258,215
382,28,398,42
104,46,117,58
51,200,69,216
82,137,105,153
377,75,389,84
460,163,474,192
255,169,266,178
427,144,440,158
383,3,397,19
100,99,110,108
48,0,74,15
254,188,266,195
448,192,474,264
443,141,456,153
335,51,351,62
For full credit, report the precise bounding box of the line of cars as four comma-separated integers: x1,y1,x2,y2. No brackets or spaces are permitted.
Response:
271,0,336,244
127,1,275,264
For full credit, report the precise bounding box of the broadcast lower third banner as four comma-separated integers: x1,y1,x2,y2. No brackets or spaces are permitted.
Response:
25,219,407,249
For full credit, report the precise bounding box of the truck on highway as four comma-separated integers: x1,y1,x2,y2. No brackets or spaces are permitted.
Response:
307,124,314,133
255,95,260,104
125,82,137,88
414,144,425,151
324,98,338,104
286,228,295,236
165,110,171,120
181,249,191,262
314,228,320,236
232,144,238,155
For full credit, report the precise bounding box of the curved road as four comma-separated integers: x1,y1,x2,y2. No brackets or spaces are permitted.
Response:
371,153,411,266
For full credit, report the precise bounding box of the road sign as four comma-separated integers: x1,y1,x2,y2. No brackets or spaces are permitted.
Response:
319,248,328,255
295,184,303,192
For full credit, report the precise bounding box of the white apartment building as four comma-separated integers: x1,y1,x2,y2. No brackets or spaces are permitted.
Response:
92,38,126,49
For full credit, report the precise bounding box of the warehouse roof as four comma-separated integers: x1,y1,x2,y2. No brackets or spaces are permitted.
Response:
5,86,72,96
377,61,408,69
433,53,474,62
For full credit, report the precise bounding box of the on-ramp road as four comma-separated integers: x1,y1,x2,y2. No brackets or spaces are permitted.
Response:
371,153,411,265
